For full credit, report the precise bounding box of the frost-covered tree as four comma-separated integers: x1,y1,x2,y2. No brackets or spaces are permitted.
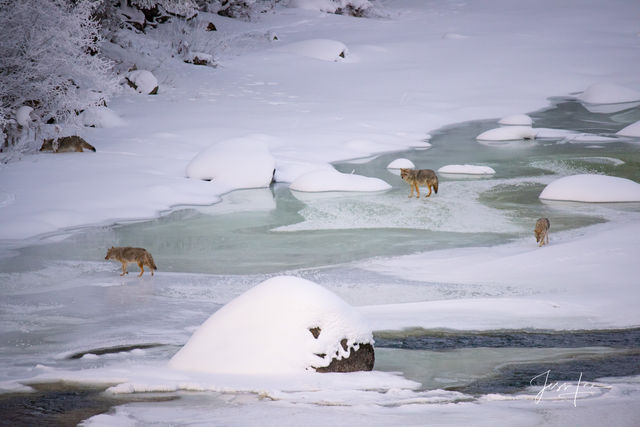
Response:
0,0,118,154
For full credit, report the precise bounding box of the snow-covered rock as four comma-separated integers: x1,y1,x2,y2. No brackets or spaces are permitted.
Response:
476,126,536,141
125,70,159,95
15,106,34,127
288,0,373,16
498,114,532,126
169,276,374,374
438,164,496,175
578,83,640,105
386,158,415,169
616,120,640,137
185,136,276,188
290,169,391,192
79,106,125,128
539,174,640,202
274,161,334,183
278,39,348,62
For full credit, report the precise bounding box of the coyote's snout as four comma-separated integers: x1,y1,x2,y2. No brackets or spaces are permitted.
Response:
105,246,157,277
400,168,439,198
534,218,550,247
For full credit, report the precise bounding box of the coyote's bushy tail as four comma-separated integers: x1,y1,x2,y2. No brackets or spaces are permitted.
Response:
81,141,96,152
146,253,157,270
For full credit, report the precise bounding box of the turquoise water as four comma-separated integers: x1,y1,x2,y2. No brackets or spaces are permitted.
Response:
3,99,639,275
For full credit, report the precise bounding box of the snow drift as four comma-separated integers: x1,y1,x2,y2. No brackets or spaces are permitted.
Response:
289,169,391,192
185,136,276,188
169,276,374,374
539,174,640,202
438,164,496,175
476,126,536,141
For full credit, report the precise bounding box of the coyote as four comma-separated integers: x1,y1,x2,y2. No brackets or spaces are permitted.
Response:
400,168,439,198
105,246,157,277
40,136,96,153
534,218,550,247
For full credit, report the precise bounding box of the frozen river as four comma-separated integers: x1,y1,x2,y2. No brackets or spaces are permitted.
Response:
1,99,640,424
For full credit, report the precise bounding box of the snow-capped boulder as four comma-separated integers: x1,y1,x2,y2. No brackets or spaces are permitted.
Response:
476,126,536,141
169,276,375,374
185,52,214,66
578,83,640,105
186,136,276,188
15,106,34,127
438,164,496,175
274,161,334,183
125,70,159,95
278,39,348,62
290,169,391,192
616,120,640,137
386,158,415,169
539,174,640,202
79,106,125,128
498,114,532,126
288,0,374,17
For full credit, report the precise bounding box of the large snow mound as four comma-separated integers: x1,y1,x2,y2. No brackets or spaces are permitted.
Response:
476,126,536,141
578,83,640,105
498,114,532,126
278,39,348,61
539,174,640,202
289,169,391,192
386,158,415,169
169,276,373,374
616,120,640,137
185,136,276,188
438,164,496,175
79,106,126,128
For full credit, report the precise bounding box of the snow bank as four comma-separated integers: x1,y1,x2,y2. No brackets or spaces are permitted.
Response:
274,161,334,183
169,276,373,374
616,120,640,137
476,126,536,141
79,106,126,128
289,169,391,192
438,164,495,175
126,70,158,94
278,39,348,61
498,114,532,126
185,136,276,188
386,158,415,169
539,174,640,202
578,83,640,105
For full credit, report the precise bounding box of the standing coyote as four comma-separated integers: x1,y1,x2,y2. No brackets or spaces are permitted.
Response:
534,218,550,247
105,246,157,277
400,168,439,198
40,136,96,153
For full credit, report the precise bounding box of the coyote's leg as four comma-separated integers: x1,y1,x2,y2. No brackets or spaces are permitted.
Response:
120,262,127,276
408,184,414,198
425,185,432,197
414,182,420,198
138,262,144,277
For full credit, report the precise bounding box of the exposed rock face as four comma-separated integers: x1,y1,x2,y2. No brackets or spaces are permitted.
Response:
309,328,375,373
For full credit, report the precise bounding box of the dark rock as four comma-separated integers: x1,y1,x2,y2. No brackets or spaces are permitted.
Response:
315,343,375,373
206,22,217,31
